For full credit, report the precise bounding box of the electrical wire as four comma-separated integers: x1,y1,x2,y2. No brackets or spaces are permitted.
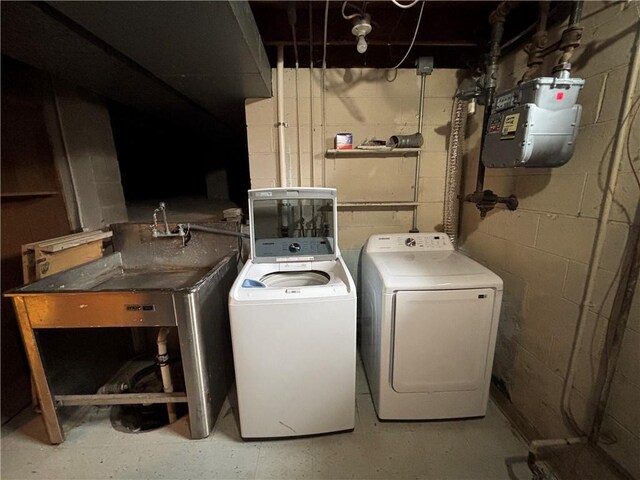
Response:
341,1,360,20
392,0,420,8
309,2,314,187
323,0,329,68
289,3,303,186
322,0,329,187
388,0,426,70
290,21,299,67
626,97,640,189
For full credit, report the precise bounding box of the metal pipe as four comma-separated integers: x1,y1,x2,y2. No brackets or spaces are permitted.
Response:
410,73,427,233
464,1,519,214
184,224,249,239
277,45,287,188
473,2,509,196
568,0,583,26
521,0,550,83
554,0,584,76
157,327,177,424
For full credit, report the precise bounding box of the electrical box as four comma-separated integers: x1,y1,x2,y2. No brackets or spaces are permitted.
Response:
416,56,434,75
482,76,585,168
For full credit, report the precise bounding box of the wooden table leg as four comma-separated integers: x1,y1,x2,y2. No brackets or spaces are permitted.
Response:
12,297,64,444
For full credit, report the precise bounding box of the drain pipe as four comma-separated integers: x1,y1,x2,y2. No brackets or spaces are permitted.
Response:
443,97,468,247
528,18,640,472
277,45,287,188
157,328,177,424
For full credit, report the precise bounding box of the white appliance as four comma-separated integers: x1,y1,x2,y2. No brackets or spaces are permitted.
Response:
360,233,503,420
228,188,356,438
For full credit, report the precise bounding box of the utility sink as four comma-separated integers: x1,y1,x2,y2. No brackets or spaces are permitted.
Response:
5,221,241,443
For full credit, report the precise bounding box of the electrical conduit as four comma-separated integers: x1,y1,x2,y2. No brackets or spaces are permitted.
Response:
411,73,428,232
443,98,468,247
321,0,329,187
277,45,287,188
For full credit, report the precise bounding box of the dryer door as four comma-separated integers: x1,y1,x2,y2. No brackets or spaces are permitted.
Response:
392,289,495,393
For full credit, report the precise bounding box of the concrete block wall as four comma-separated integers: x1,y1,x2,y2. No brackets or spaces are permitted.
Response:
245,67,461,279
459,2,639,476
53,81,128,230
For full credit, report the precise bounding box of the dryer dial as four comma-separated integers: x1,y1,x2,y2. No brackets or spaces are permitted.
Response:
289,242,302,253
405,237,416,247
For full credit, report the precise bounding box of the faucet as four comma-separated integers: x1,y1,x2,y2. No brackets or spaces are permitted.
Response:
151,202,188,245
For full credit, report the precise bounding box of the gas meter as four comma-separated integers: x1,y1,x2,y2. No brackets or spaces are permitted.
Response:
482,76,585,168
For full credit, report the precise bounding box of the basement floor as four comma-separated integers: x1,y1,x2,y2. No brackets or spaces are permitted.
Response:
1,357,536,480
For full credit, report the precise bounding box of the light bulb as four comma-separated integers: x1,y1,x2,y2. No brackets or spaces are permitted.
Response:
356,35,368,54
352,14,372,54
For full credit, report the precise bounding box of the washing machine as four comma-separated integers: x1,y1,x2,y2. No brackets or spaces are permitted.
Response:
360,232,503,420
228,187,356,438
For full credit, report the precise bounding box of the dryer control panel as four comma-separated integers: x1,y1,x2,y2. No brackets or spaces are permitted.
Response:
366,233,454,253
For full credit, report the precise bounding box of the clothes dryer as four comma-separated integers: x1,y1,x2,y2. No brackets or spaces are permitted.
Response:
360,233,502,419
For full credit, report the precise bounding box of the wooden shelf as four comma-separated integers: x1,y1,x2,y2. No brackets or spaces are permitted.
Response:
326,148,420,157
1,191,59,198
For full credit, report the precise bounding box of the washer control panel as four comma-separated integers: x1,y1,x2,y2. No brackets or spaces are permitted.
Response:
405,237,417,247
366,233,454,252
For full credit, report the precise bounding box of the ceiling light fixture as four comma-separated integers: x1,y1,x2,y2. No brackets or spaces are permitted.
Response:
352,14,372,54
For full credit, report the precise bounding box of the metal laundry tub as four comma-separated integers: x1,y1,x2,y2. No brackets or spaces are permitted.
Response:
5,222,239,444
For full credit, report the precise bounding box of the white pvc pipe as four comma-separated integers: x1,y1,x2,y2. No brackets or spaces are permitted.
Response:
277,45,287,188
321,0,329,188
295,62,302,187
561,23,640,435
157,327,177,424
321,66,327,187
309,66,315,187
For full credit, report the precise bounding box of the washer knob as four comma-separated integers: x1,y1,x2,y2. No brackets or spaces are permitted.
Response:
289,242,301,253
405,237,416,247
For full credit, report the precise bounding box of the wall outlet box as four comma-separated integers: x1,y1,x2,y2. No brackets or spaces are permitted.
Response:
416,57,434,75
335,133,353,150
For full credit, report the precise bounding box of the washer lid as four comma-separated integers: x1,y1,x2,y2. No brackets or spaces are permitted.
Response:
248,188,338,263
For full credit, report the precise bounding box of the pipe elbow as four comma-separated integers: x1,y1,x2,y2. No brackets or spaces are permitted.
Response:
157,327,170,346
